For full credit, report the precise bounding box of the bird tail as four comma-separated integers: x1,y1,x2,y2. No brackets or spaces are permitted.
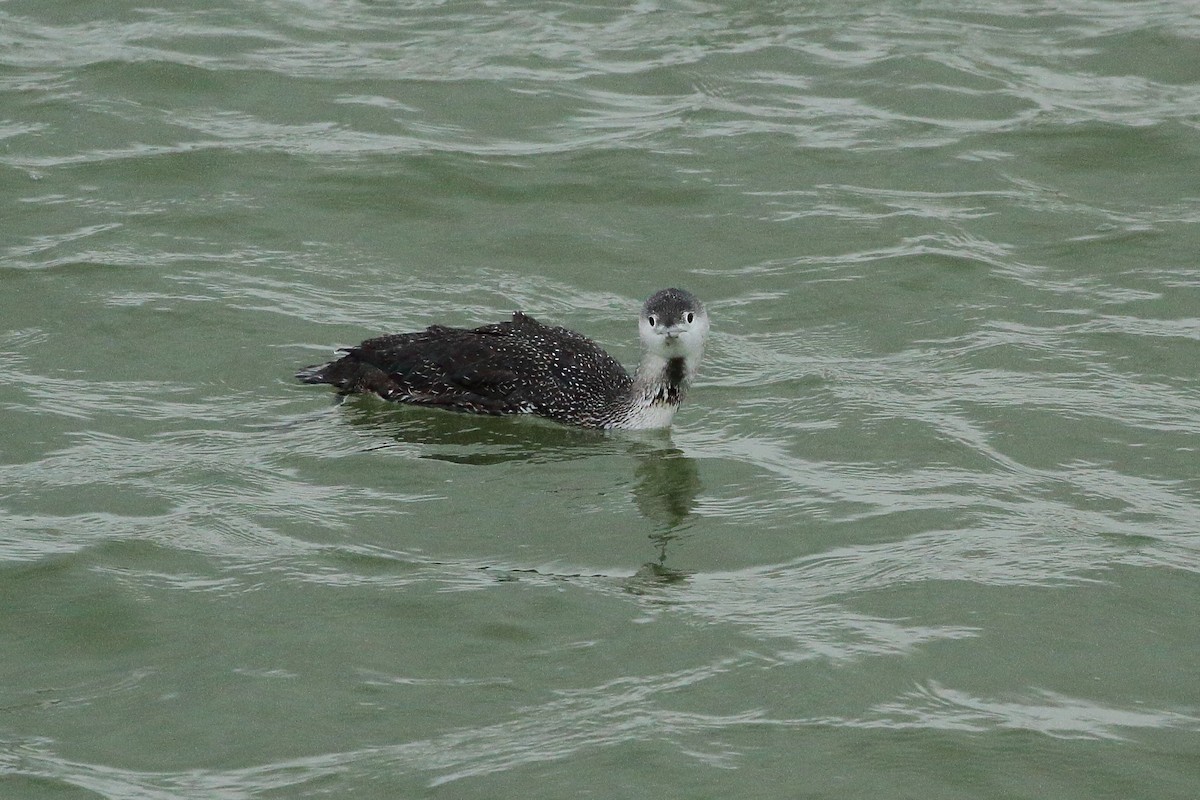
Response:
295,361,335,384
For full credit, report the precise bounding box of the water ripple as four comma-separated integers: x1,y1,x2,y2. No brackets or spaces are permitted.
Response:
2,2,1198,795
3,0,1198,169
865,680,1200,740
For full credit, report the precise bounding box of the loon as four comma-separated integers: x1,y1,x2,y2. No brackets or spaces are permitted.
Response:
297,288,709,430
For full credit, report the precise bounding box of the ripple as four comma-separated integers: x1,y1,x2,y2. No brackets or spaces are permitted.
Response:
2,2,1198,795
0,658,764,793
0,423,428,563
866,680,1200,740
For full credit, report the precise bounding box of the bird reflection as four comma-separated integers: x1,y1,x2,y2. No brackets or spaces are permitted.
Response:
625,444,701,587
339,396,606,465
330,397,702,582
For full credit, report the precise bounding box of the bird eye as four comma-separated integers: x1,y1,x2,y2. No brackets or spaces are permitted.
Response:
647,315,656,327
685,312,694,324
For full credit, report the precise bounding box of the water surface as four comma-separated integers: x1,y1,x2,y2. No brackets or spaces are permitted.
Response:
2,1,1198,797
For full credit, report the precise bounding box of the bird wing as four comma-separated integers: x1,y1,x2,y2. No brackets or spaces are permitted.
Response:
333,313,631,416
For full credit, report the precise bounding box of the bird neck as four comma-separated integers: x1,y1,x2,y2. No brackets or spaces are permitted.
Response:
632,352,693,406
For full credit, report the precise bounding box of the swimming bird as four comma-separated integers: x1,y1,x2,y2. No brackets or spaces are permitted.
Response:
297,288,709,429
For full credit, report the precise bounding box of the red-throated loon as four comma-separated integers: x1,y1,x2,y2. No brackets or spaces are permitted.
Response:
297,288,709,429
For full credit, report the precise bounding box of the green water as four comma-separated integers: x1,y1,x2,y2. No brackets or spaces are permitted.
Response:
2,1,1198,797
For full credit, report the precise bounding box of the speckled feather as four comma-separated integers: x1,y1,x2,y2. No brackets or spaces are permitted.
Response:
299,312,634,423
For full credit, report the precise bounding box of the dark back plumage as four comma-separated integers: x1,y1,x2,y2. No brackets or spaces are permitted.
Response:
298,311,633,425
